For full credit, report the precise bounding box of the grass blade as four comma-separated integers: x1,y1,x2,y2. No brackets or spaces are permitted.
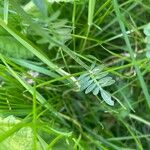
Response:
113,0,150,109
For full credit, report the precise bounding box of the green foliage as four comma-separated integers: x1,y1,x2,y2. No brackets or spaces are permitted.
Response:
0,116,42,150
143,23,150,58
88,0,96,27
78,64,115,106
32,0,47,16
47,0,76,2
0,0,150,149
33,11,72,49
0,35,34,59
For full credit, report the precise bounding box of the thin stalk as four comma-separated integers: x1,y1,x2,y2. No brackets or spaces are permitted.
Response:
72,0,76,51
32,85,37,150
129,114,150,127
81,0,96,53
4,0,9,24
88,0,96,27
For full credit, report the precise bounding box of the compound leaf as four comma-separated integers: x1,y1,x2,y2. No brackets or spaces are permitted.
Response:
78,65,115,106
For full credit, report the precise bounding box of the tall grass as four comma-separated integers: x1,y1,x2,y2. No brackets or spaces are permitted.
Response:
0,0,149,149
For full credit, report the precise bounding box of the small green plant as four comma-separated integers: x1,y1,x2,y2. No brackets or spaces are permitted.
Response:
78,64,115,106
32,11,72,50
143,23,150,58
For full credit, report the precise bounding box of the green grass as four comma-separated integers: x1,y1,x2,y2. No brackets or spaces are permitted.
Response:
0,0,150,149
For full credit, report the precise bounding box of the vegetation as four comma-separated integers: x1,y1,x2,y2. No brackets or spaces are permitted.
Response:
0,0,150,149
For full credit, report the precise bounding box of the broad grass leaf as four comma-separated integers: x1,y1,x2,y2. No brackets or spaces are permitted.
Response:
0,116,43,150
0,36,34,59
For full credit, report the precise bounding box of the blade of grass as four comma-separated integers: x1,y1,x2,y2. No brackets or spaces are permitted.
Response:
121,120,143,150
12,59,60,78
46,135,63,150
88,0,96,27
32,85,37,150
81,0,96,53
3,0,9,24
129,114,150,127
0,18,79,89
0,54,58,115
113,0,150,109
72,0,76,51
108,134,150,141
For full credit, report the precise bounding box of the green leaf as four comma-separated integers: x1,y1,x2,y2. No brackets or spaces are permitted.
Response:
78,73,88,81
79,75,90,85
143,24,150,36
145,37,150,44
93,86,100,96
101,79,116,87
146,50,150,58
88,0,96,27
98,77,113,85
0,36,34,59
100,89,114,106
95,72,108,80
91,66,105,75
33,14,72,49
146,44,150,50
32,0,47,16
48,0,74,2
80,79,93,91
0,116,43,150
85,83,96,94
78,65,115,106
